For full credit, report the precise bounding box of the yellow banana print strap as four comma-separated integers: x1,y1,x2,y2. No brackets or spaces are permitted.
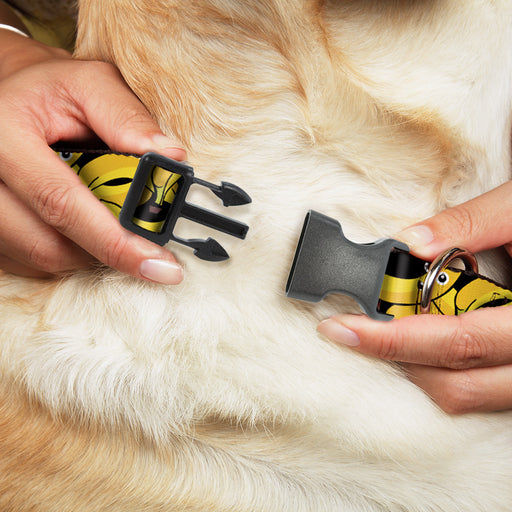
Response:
379,250,512,319
286,210,512,320
54,148,251,261
58,150,138,217
57,151,181,233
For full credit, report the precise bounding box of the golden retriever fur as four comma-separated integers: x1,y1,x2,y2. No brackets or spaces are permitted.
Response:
1,0,512,510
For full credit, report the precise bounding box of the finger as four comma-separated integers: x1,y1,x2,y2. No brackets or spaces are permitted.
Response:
395,180,512,260
317,305,512,369
0,253,53,278
0,142,184,284
0,182,93,272
3,59,186,160
54,60,187,161
404,363,512,414
0,31,72,79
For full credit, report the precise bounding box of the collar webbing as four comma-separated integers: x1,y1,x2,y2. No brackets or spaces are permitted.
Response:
379,250,512,319
54,147,251,261
286,210,512,320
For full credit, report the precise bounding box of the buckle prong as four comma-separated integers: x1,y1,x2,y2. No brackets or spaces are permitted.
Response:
119,152,251,261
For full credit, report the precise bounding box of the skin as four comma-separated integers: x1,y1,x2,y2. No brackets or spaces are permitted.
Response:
0,16,186,283
318,180,512,414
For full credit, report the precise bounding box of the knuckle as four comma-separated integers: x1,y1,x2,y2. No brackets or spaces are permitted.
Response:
33,182,76,231
442,318,487,369
436,371,482,414
441,204,477,242
28,238,65,274
114,105,152,132
101,234,130,270
374,332,402,360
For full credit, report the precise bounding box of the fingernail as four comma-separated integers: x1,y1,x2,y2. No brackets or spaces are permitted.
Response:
151,134,187,160
317,319,360,347
139,259,183,285
396,225,434,250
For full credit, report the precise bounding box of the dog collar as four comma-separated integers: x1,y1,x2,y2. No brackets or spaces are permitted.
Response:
53,145,251,261
286,210,512,320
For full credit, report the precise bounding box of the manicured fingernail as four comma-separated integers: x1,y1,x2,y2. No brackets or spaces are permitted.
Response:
151,134,187,160
139,259,183,285
396,225,434,250
317,319,360,347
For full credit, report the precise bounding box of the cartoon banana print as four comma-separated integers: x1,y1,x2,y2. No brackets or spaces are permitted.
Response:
56,151,182,233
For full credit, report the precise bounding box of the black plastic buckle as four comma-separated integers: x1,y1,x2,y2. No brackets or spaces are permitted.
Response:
285,210,409,320
119,153,251,261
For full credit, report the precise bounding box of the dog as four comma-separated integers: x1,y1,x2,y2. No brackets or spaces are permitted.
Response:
1,0,512,510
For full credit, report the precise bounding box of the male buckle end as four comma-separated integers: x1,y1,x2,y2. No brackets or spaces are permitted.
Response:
119,153,251,261
285,210,409,321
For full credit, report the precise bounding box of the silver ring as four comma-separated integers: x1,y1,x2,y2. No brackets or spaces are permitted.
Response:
420,247,478,314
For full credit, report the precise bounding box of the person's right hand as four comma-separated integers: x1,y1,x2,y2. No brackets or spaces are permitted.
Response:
318,180,512,414
0,29,187,283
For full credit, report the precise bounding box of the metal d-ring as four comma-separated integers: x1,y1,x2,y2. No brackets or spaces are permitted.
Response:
420,247,479,314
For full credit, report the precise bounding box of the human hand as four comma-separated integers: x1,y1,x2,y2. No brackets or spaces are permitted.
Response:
0,30,186,283
317,180,512,414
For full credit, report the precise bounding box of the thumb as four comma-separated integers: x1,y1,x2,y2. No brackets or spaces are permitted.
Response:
396,180,512,260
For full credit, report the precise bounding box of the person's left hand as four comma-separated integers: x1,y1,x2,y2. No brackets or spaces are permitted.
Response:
0,30,187,282
317,180,512,414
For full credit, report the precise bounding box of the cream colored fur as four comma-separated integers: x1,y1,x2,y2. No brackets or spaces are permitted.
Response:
1,1,512,510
